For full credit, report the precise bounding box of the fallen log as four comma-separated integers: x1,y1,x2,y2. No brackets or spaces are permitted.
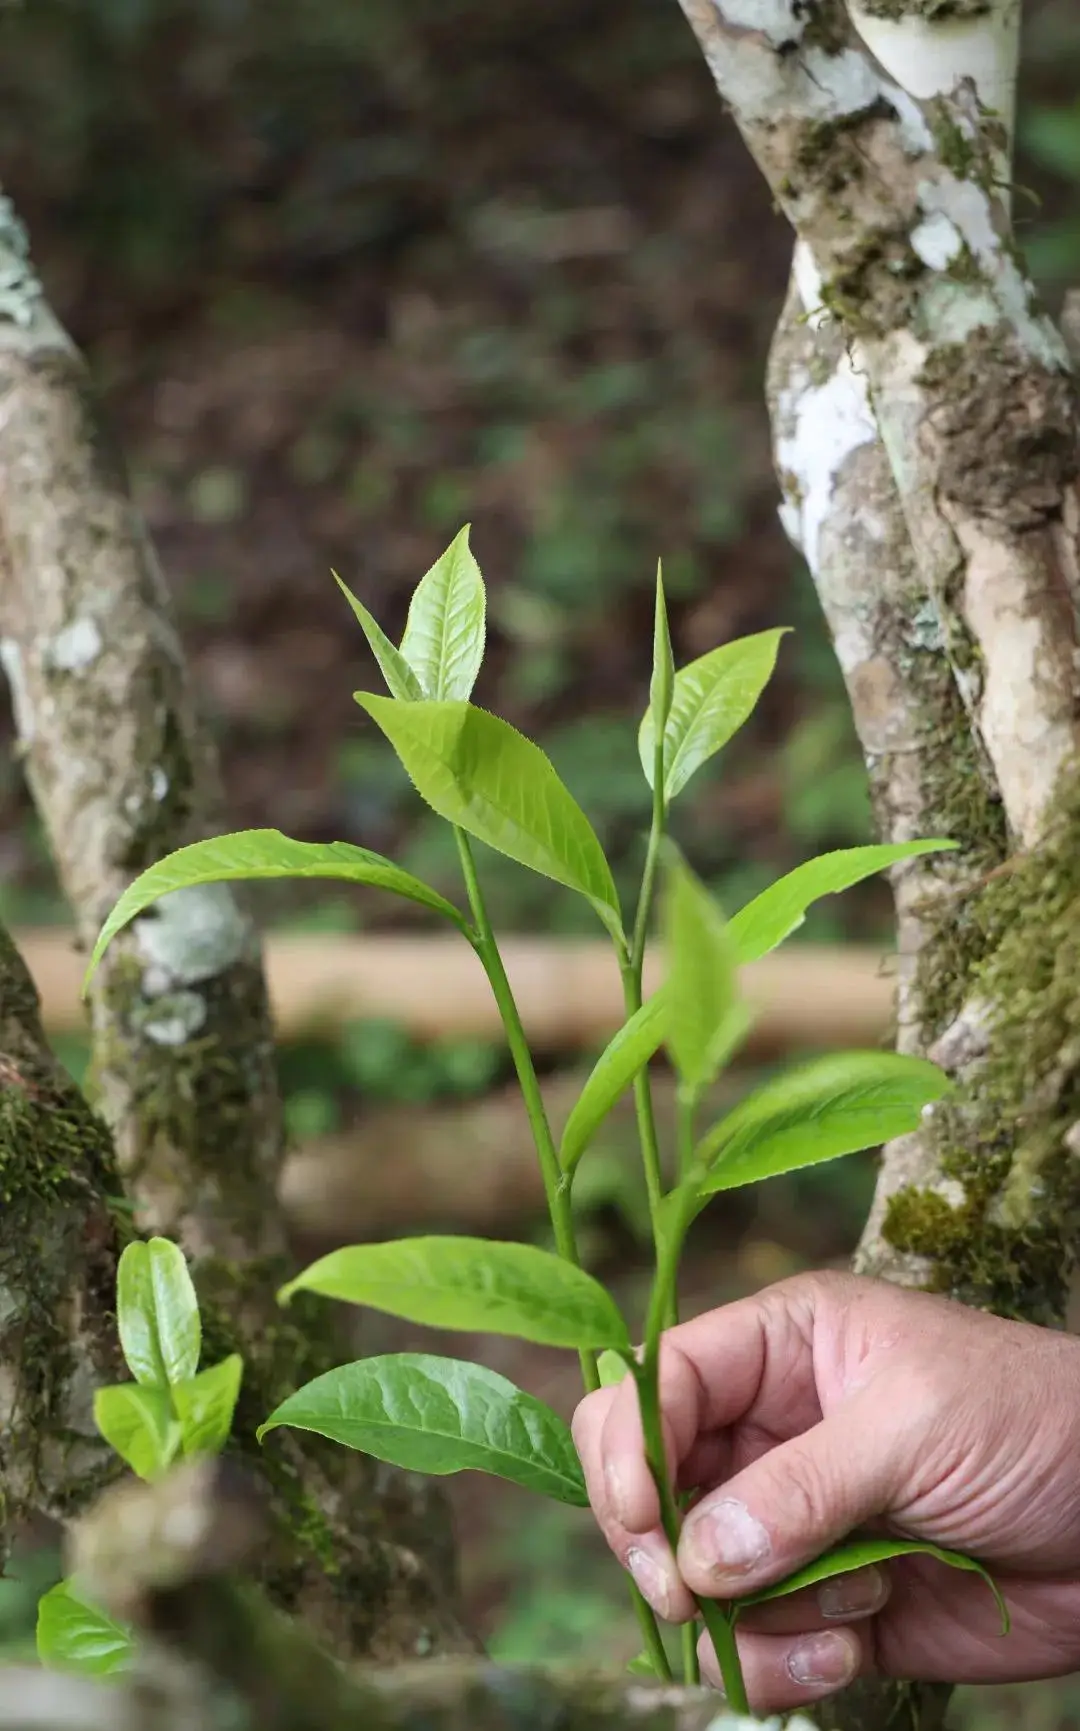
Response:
17,927,893,1051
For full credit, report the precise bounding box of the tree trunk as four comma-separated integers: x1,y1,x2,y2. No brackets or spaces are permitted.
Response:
674,0,1080,1724
0,189,468,1662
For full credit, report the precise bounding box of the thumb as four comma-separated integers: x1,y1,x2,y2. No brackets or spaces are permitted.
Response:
676,1386,906,1599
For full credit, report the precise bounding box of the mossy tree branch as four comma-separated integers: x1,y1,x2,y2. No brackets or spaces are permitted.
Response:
0,1462,789,1731
675,1,1080,1725
0,192,468,1662
0,921,125,1564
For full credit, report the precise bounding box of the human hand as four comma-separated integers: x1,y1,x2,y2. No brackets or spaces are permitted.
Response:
572,1271,1080,1713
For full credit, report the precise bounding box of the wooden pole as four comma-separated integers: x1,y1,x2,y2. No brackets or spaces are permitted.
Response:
16,927,893,1052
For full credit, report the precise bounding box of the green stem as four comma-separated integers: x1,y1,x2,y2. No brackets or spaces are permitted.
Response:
620,764,671,1295
636,1189,749,1712
454,830,596,1390
681,1621,701,1687
632,1586,674,1681
455,828,673,1667
630,768,665,976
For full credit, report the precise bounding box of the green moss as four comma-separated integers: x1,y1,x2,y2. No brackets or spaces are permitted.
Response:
884,765,1080,1321
855,0,993,19
0,942,128,1548
818,231,927,340
795,99,897,192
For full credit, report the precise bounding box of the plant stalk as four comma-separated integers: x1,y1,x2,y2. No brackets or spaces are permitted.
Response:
637,1184,749,1712
621,758,673,1296
453,827,673,1679
454,831,591,1381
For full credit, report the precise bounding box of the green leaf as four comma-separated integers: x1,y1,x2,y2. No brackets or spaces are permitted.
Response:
117,1238,201,1389
85,830,467,985
559,993,667,1176
259,1352,588,1506
279,1237,629,1352
36,1580,136,1676
399,525,486,701
597,1348,632,1388
173,1354,244,1457
333,572,424,700
356,696,623,939
93,1383,180,1481
649,561,675,744
697,1051,949,1196
730,841,957,965
664,854,743,1093
627,1650,662,1676
734,1537,1008,1634
639,629,787,803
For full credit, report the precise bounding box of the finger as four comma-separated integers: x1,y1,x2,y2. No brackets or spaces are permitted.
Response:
700,1623,868,1713
571,1387,619,1530
571,1387,695,1622
734,1563,890,1636
678,1384,909,1598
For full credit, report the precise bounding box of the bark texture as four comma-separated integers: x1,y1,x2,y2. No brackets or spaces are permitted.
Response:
673,1,1080,1725
0,1462,807,1731
0,193,467,1662
0,923,124,1565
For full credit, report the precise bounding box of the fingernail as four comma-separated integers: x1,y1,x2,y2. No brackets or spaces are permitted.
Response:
627,1546,672,1620
682,1497,770,1582
788,1631,859,1688
819,1565,885,1620
605,1459,630,1525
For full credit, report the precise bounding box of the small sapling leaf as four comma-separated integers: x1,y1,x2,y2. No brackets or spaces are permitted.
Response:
333,572,423,700
116,1238,201,1390
730,840,957,964
649,561,675,744
355,696,624,939
84,830,467,987
559,992,667,1175
639,629,787,803
259,1353,589,1506
399,525,486,701
279,1237,630,1352
172,1354,244,1458
663,853,743,1094
697,1051,950,1195
36,1580,136,1676
734,1536,1009,1634
92,1383,180,1481
596,1348,632,1388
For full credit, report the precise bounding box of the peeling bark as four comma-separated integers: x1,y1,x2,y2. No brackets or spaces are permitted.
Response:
0,194,467,1662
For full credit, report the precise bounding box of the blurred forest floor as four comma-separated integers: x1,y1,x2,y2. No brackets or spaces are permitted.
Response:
2,2,1080,1722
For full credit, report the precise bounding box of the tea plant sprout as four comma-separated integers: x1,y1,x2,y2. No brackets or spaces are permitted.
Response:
77,530,1007,1709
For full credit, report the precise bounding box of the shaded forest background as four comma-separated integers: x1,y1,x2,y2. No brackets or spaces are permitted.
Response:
1,1,1080,1723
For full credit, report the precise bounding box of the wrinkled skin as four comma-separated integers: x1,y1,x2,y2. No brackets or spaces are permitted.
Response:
572,1272,1080,1714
